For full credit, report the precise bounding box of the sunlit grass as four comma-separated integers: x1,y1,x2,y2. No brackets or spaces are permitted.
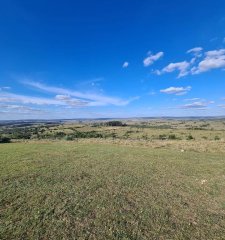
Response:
1,141,225,239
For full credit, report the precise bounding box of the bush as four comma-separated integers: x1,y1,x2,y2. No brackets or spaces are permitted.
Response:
158,134,167,140
64,135,74,141
11,131,32,139
69,131,104,139
123,132,130,139
105,121,126,127
53,131,66,139
187,135,194,140
107,132,117,139
142,134,148,140
168,134,177,140
214,136,220,141
0,137,11,143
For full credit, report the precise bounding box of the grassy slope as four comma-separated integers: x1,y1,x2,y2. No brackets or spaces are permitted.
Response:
1,142,225,239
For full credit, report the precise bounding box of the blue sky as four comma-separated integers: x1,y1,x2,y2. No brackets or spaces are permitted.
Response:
0,0,225,119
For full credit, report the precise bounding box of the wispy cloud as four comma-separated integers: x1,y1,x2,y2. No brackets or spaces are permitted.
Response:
75,77,104,88
0,104,45,114
210,37,218,42
160,86,191,95
184,98,201,101
0,86,11,91
180,102,207,110
180,100,214,110
122,61,129,68
22,81,136,106
187,47,203,56
0,92,64,105
218,104,225,109
55,95,89,107
186,47,203,64
143,51,164,67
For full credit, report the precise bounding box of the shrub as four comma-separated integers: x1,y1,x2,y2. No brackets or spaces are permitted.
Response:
0,137,11,143
11,131,32,139
70,131,104,139
142,134,148,140
123,132,130,139
158,134,167,140
107,132,117,139
105,121,126,127
54,131,66,139
168,134,177,140
214,136,220,141
64,135,74,141
187,135,194,140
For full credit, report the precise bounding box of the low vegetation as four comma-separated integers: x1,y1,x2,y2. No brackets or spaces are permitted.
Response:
1,141,225,239
1,119,225,142
0,136,11,143
1,118,225,239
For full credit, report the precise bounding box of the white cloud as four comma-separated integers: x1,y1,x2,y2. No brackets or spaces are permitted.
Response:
180,102,207,109
184,98,201,101
187,47,203,55
55,95,71,101
187,47,203,62
161,61,190,78
122,62,129,68
0,104,44,113
192,49,225,74
155,48,202,78
154,69,162,75
160,86,191,95
205,49,225,57
180,100,214,110
155,47,225,78
0,92,64,105
143,51,164,67
55,95,89,107
0,91,137,108
190,57,197,65
23,81,137,106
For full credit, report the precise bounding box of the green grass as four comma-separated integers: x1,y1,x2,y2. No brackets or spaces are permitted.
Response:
1,142,225,239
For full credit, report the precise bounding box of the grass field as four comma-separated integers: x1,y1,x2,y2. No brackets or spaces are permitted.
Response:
1,140,225,239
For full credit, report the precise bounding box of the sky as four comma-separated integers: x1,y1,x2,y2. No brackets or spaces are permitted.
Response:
0,0,225,120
